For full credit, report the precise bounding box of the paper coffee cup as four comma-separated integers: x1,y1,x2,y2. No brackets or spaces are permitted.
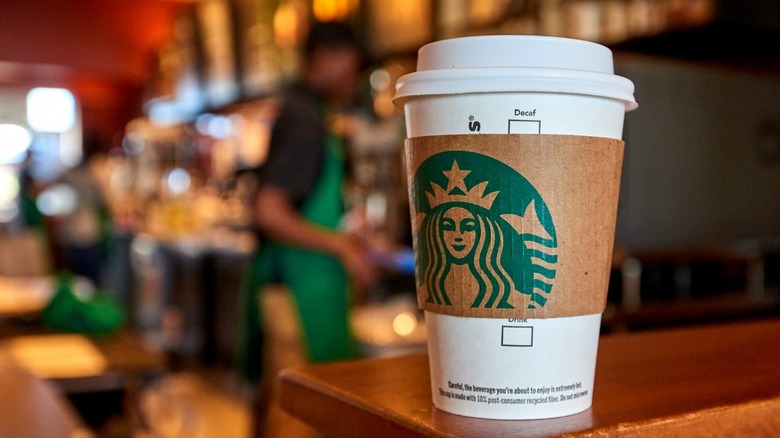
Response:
394,35,636,420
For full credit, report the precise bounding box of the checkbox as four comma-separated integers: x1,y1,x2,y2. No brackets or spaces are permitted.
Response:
502,325,533,347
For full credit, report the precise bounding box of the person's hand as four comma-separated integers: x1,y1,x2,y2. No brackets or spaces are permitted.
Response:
335,236,380,296
254,186,381,294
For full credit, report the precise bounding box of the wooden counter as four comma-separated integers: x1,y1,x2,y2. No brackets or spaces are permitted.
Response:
279,318,780,437
0,369,89,438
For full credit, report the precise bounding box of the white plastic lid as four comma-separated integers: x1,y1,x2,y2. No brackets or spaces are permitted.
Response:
395,35,637,111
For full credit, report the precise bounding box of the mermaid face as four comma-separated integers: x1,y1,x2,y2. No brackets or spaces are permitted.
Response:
441,206,477,261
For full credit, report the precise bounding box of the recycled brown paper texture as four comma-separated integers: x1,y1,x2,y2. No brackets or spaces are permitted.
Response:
405,134,624,319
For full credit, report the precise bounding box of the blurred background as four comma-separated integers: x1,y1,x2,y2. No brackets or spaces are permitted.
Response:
0,0,779,437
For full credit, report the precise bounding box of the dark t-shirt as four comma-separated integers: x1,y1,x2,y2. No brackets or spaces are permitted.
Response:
258,84,327,206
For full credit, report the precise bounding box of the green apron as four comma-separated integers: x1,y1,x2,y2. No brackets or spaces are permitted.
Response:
237,133,354,383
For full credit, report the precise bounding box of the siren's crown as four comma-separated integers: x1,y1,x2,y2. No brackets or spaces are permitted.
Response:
426,161,498,210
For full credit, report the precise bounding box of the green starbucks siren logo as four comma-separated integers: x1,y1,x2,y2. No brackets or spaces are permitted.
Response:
412,151,558,309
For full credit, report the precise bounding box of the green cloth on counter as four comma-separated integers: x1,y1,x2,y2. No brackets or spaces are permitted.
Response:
41,274,124,335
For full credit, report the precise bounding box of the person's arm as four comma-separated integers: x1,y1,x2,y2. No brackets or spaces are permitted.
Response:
254,185,378,292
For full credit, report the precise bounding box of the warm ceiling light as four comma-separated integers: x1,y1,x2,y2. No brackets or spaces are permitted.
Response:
312,0,359,22
274,2,301,49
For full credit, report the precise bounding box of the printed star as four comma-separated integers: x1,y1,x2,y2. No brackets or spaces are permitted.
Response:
443,161,470,194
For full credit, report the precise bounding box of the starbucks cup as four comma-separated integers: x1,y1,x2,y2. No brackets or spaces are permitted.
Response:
394,36,636,420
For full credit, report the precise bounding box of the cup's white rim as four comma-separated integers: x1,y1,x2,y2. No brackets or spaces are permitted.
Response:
394,67,638,111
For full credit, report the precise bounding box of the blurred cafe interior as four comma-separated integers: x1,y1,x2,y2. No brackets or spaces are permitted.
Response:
1,0,779,437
